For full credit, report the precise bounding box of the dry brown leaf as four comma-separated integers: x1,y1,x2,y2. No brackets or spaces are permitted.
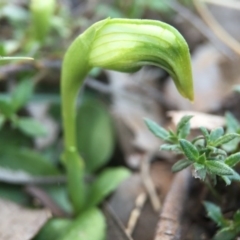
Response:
0,198,51,240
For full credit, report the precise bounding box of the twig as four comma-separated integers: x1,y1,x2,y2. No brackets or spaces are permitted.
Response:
193,0,240,56
103,203,134,240
154,168,191,240
126,192,147,236
0,60,61,78
202,0,240,10
0,167,66,185
140,153,161,212
25,185,70,218
164,0,235,59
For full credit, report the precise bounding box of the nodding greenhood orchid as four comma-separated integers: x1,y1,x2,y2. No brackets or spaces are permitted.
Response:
61,18,194,213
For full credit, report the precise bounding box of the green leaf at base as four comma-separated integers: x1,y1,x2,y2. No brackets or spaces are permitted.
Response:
86,167,130,209
16,117,47,137
60,208,106,240
77,99,115,172
35,219,72,240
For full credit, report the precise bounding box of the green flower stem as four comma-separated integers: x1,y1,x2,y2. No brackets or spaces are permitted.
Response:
0,57,34,61
61,18,194,214
30,0,55,43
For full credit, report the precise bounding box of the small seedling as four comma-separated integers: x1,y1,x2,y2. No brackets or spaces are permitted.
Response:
204,201,240,240
30,0,55,43
146,114,240,239
0,79,47,137
145,116,240,185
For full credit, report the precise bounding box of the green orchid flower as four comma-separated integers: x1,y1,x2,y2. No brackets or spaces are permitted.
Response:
61,18,194,213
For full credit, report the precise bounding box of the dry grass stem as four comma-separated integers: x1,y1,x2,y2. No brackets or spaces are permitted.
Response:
194,0,240,55
202,0,240,10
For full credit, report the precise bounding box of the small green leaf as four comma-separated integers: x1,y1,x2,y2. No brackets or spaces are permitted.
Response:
16,117,47,137
194,168,207,180
160,144,181,152
225,112,240,132
222,137,239,153
168,130,178,143
212,134,240,147
209,127,224,143
0,115,5,130
221,176,232,185
77,99,115,172
207,146,227,156
225,152,240,167
194,162,205,171
176,115,192,138
35,218,73,240
144,118,169,141
198,153,206,164
11,79,34,111
193,163,206,180
213,227,237,240
233,210,240,224
172,159,192,172
205,161,234,176
0,98,15,117
200,127,209,140
227,170,240,181
223,112,240,152
0,148,60,176
43,185,73,215
86,167,130,208
60,208,106,240
203,201,228,228
179,139,199,161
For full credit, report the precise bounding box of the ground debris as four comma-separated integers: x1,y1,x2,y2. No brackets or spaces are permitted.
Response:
0,198,51,240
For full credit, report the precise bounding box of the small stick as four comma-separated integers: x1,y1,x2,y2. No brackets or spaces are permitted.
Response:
164,0,235,59
154,168,191,240
194,0,240,56
126,192,147,236
140,153,161,212
103,203,134,240
0,167,66,185
25,185,70,218
202,0,240,10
